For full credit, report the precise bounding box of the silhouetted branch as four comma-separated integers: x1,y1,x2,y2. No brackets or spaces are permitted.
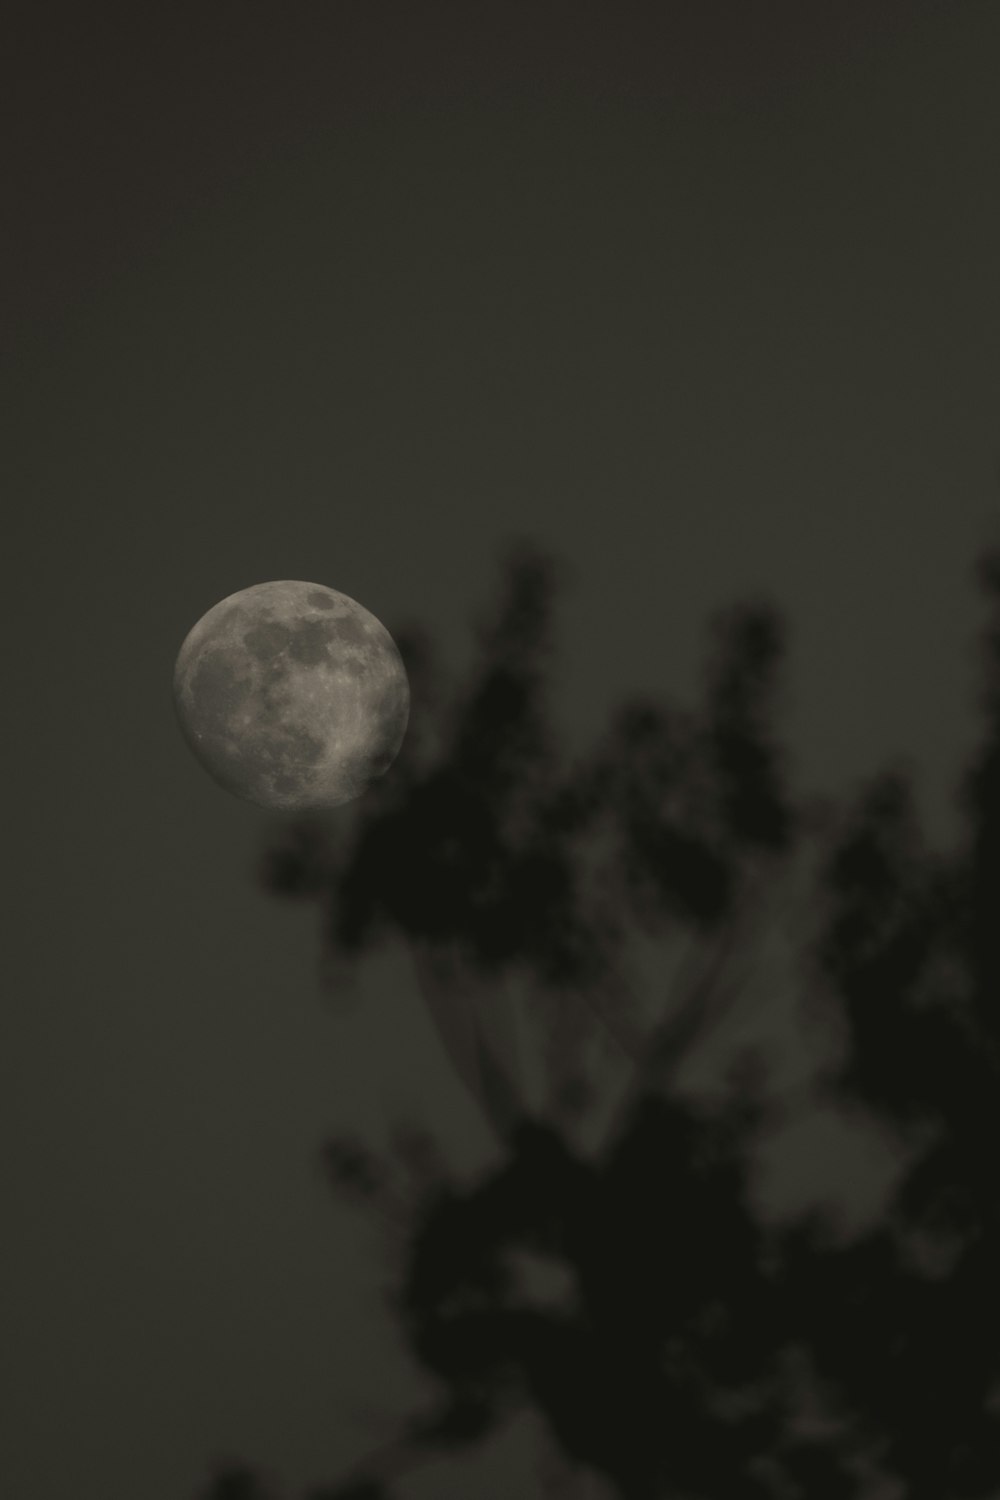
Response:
216,539,1000,1500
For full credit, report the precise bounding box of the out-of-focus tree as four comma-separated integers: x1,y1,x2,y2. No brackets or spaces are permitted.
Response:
200,542,1000,1499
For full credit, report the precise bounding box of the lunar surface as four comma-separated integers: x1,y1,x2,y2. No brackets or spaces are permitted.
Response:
173,580,410,810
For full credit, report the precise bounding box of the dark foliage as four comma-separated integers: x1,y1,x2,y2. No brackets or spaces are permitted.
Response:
204,542,1000,1499
199,1470,275,1500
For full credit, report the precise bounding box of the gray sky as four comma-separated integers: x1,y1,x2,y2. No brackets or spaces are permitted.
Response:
6,4,1000,1497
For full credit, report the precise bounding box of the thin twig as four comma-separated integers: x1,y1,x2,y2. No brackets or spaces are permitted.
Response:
601,857,804,1147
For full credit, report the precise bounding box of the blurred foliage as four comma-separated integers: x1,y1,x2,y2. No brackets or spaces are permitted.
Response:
202,542,1000,1499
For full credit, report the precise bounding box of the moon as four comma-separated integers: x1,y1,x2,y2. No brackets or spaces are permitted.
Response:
173,580,410,810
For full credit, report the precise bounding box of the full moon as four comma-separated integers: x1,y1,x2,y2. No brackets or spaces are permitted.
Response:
173,580,410,810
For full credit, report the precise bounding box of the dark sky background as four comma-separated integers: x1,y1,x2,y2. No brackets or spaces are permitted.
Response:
6,4,1000,1498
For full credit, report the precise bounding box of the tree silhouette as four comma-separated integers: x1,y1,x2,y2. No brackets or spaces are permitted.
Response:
200,541,1000,1498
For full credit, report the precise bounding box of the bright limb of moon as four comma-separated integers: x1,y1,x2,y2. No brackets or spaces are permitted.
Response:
173,579,410,810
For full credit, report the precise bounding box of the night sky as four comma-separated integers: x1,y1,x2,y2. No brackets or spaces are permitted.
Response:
6,5,1000,1498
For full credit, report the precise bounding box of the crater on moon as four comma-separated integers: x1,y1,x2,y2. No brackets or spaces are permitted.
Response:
173,579,410,810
